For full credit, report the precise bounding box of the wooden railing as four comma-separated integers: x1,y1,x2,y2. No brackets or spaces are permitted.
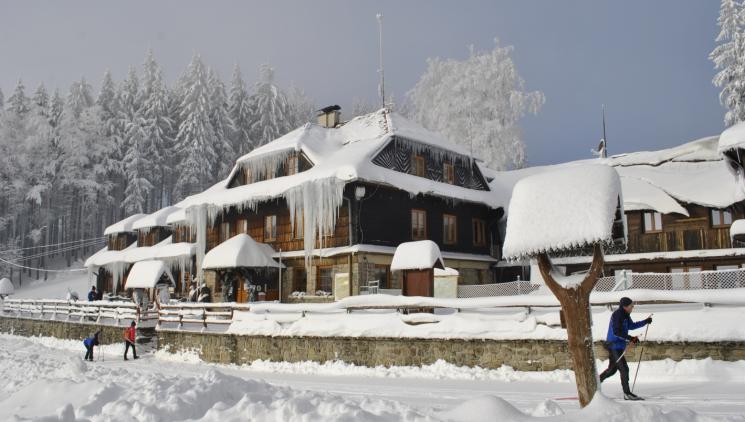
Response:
157,303,251,329
0,299,158,325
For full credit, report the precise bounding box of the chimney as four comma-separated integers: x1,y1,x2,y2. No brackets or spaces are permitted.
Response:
317,105,341,128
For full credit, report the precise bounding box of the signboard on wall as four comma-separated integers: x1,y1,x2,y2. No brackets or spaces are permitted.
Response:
334,273,350,300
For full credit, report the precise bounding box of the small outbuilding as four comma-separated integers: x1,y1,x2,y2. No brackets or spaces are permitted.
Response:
390,240,445,297
0,277,14,299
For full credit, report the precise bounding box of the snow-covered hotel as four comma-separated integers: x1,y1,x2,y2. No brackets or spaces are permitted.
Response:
85,107,745,302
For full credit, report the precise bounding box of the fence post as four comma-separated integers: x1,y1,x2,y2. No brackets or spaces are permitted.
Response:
202,308,207,329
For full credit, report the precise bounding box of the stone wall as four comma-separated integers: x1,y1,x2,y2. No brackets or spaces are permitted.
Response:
0,316,155,345
157,329,745,371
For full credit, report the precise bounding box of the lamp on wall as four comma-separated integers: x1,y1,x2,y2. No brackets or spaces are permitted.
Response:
355,186,366,200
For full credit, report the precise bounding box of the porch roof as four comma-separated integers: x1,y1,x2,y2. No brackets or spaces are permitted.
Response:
124,260,175,289
202,234,284,270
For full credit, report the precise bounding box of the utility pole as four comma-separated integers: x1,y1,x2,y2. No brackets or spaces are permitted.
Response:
601,104,608,158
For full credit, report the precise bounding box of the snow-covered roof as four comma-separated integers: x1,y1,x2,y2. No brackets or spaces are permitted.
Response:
718,122,745,154
124,260,175,289
502,165,622,260
202,234,283,269
731,219,745,241
103,214,147,235
491,136,742,216
84,237,195,268
132,206,182,230
179,110,504,214
390,240,446,271
0,278,13,295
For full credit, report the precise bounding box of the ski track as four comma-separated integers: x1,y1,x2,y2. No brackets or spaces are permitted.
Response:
1,334,744,421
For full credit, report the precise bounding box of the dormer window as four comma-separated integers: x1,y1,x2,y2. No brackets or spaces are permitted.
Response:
443,162,455,184
413,155,426,177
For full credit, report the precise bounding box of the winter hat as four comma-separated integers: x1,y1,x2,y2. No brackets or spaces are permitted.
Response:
619,297,633,308
130,321,136,327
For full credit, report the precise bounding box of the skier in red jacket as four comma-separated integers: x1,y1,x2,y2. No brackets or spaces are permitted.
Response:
124,321,138,360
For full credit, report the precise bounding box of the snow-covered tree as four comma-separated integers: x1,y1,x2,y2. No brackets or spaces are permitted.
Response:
0,87,4,110
140,54,173,208
228,64,253,157
711,0,745,126
65,77,94,119
408,40,544,170
208,68,235,180
286,82,315,128
8,79,30,116
174,54,218,200
122,113,153,214
31,83,49,117
249,64,294,146
351,97,377,117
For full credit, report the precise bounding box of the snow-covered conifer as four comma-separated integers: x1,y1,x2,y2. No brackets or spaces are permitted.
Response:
8,79,30,116
711,0,745,126
249,64,294,146
208,68,235,179
228,64,253,157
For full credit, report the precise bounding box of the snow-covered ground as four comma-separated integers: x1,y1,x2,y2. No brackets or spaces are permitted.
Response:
9,268,92,300
1,333,743,421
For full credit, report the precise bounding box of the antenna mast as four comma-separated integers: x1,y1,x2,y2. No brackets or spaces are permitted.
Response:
376,13,386,109
601,104,608,158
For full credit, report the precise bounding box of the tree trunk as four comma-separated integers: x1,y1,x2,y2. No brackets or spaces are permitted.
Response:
537,243,604,408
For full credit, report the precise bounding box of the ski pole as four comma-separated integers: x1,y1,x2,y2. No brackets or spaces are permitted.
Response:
631,315,652,393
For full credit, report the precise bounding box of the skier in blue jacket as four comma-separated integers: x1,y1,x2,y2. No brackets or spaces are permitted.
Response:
83,331,101,361
599,297,652,400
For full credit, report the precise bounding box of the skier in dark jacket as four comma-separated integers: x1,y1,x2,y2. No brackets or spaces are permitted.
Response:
599,297,652,400
83,331,100,361
87,286,98,302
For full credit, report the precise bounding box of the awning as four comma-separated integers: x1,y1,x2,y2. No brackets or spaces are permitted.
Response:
202,234,284,269
391,240,445,271
124,260,175,289
104,213,147,235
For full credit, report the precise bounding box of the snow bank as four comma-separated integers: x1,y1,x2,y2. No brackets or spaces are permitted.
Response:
221,302,745,342
202,233,283,269
390,240,445,271
502,165,621,260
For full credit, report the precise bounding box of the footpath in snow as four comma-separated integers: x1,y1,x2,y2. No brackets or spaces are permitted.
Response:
1,333,743,421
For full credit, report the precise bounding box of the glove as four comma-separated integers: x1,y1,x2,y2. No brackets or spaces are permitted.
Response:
630,336,639,345
645,317,653,325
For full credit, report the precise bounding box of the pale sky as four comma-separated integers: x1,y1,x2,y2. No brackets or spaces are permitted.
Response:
0,0,723,166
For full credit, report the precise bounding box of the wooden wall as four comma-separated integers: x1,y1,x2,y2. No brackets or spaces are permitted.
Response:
625,204,744,254
107,233,137,251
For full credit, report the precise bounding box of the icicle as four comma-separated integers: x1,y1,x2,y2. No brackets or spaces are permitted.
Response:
236,148,296,183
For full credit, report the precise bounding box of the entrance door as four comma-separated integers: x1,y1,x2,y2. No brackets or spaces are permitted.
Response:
236,274,248,303
403,269,433,297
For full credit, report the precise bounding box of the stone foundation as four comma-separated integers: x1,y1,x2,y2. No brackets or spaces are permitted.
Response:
0,316,155,345
3,315,743,371
157,329,745,371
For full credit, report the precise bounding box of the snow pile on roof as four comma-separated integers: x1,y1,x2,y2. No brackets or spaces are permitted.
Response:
390,240,445,271
132,206,182,230
502,165,621,260
103,213,147,235
491,136,741,216
718,121,745,153
202,234,283,269
731,219,745,241
124,260,175,289
0,278,13,296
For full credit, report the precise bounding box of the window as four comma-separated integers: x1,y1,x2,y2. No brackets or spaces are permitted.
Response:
317,266,333,294
411,209,427,240
711,209,733,227
236,219,248,234
643,212,663,232
412,155,426,177
293,211,304,239
443,214,457,244
264,215,277,241
219,222,231,242
286,155,298,176
716,265,739,271
443,162,455,184
366,264,390,289
472,219,486,246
